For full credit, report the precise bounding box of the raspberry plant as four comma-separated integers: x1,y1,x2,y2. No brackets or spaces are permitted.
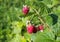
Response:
0,0,60,42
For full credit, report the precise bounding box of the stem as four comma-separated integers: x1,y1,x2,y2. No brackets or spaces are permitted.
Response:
51,3,60,9
33,9,50,28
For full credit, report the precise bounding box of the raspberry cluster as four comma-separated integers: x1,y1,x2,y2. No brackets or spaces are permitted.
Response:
27,24,44,34
22,5,44,34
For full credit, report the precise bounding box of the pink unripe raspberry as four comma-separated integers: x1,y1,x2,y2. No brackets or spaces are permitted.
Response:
38,25,44,32
22,5,29,15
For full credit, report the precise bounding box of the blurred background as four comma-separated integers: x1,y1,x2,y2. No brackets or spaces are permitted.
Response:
0,0,60,42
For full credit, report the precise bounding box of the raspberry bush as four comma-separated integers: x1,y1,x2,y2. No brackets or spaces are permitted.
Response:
0,0,60,42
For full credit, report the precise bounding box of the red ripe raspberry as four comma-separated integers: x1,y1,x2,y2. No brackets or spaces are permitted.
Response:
22,5,29,15
38,25,44,31
27,24,37,34
27,24,34,34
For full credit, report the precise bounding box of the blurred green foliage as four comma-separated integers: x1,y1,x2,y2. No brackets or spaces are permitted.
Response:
0,0,60,42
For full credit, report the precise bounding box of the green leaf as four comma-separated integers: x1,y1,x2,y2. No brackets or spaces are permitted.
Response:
44,15,52,26
34,28,55,42
43,0,52,8
11,21,24,34
24,33,31,40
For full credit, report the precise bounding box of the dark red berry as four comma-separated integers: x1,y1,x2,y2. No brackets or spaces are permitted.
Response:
33,27,37,33
38,25,44,31
22,5,29,15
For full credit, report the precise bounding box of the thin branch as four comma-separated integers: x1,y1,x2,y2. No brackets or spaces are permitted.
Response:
34,9,45,24
51,3,60,9
33,8,50,29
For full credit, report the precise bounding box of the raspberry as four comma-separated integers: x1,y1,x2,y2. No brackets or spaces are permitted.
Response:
33,27,37,33
27,24,34,34
22,5,29,15
38,25,44,31
27,24,37,34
